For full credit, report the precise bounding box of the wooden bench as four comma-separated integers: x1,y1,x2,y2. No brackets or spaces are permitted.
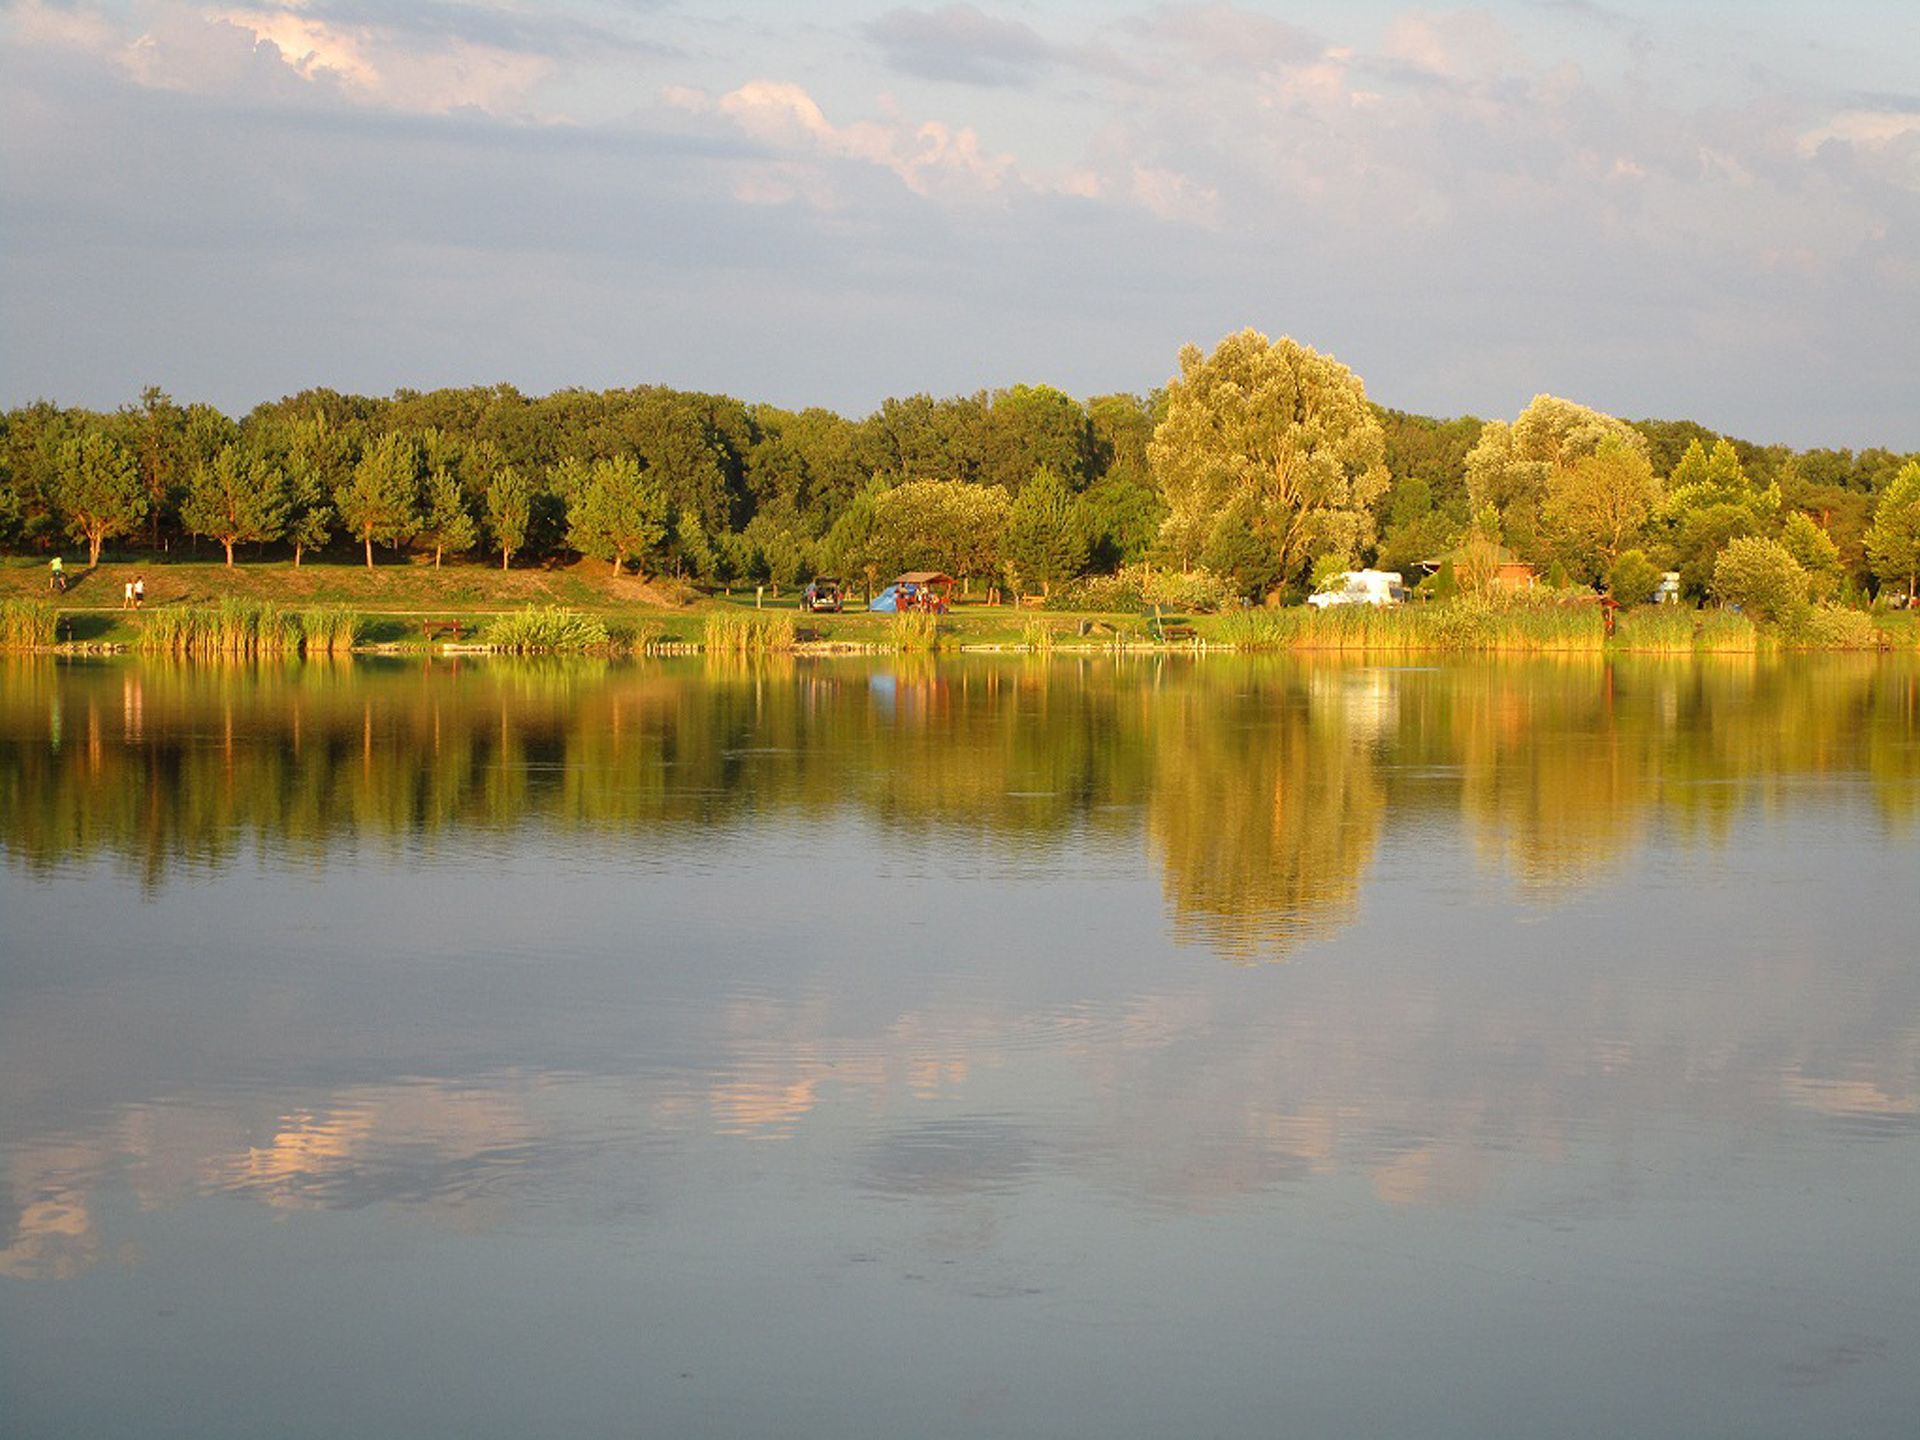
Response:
422,619,464,641
1017,594,1049,609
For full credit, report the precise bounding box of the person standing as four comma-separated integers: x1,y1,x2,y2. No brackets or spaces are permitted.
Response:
134,575,145,609
123,579,135,610
49,555,65,592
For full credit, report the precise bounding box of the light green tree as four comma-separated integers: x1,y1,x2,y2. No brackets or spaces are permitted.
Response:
485,464,533,571
181,444,289,565
1541,434,1661,578
1465,395,1648,565
1712,536,1810,624
870,478,1011,589
283,417,344,566
336,431,420,568
57,430,147,565
1149,329,1388,602
1780,513,1843,602
1004,466,1088,595
566,456,668,575
1865,460,1920,604
419,466,478,568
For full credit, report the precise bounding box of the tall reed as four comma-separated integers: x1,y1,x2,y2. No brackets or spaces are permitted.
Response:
703,611,796,654
888,611,941,653
0,599,59,648
483,606,612,653
136,602,365,657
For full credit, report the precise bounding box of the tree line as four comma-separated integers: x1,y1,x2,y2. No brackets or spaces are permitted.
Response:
3,334,1917,604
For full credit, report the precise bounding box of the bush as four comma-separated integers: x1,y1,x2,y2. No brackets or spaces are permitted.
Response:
1607,549,1661,605
483,606,611,652
1789,605,1881,650
1711,537,1810,624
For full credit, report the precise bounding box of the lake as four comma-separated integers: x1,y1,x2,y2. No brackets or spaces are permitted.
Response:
2,653,1917,1438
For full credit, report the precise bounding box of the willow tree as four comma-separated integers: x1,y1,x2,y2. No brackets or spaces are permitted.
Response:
1465,395,1648,567
1148,330,1388,602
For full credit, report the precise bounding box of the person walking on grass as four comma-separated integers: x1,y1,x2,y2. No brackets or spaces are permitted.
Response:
123,579,135,610
134,576,145,609
49,555,65,592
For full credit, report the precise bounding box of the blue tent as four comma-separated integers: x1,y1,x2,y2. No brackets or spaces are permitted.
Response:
868,585,902,613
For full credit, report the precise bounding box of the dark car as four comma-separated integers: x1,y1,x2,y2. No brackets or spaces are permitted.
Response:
802,576,845,613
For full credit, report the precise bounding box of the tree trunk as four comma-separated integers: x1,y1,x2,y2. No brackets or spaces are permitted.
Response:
434,545,442,569
364,533,374,569
501,546,510,572
223,539,235,567
611,553,621,576
293,543,304,568
89,531,102,567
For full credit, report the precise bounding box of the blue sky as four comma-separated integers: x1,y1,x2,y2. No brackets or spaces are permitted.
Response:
3,1,1917,446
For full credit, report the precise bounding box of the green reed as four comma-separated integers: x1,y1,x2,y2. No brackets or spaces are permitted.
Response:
0,599,59,648
483,606,612,653
702,611,797,654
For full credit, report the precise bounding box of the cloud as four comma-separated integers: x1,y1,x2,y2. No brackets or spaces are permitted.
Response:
866,4,1057,88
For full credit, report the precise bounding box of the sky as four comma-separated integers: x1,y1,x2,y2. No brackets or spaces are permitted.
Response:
2,0,1917,447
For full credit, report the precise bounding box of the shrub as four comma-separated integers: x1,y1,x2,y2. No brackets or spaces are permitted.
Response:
1789,605,1881,650
1607,550,1661,605
483,606,611,653
1711,536,1810,624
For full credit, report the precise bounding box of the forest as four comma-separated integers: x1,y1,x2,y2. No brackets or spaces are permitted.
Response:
4,331,1918,613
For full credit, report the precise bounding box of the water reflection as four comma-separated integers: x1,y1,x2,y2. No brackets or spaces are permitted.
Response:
4,654,1915,942
3,655,1919,1438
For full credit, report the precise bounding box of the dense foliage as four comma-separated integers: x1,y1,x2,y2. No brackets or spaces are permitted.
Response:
4,343,1916,609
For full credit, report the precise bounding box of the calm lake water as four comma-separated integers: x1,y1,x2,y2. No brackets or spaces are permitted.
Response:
2,653,1918,1439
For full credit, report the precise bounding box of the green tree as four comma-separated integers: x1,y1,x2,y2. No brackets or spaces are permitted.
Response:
1865,461,1920,604
57,430,147,565
419,466,478,568
283,417,345,566
1780,512,1843,602
181,444,289,565
1712,536,1809,623
869,479,1011,588
1465,395,1648,566
336,431,420,568
1541,434,1661,578
128,385,185,551
485,464,533,570
1149,329,1389,601
566,455,668,575
1004,466,1088,595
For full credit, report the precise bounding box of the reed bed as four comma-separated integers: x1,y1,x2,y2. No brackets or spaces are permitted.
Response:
702,611,797,654
482,606,612,653
888,611,941,653
1611,606,1758,653
134,601,364,657
0,599,59,649
1209,599,1608,652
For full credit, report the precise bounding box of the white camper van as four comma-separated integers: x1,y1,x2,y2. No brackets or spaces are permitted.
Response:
1306,570,1407,609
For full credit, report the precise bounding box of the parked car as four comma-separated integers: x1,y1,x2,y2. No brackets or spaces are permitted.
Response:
802,576,845,613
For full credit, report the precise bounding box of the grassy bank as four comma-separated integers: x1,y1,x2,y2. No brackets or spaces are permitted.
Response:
4,555,1915,655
